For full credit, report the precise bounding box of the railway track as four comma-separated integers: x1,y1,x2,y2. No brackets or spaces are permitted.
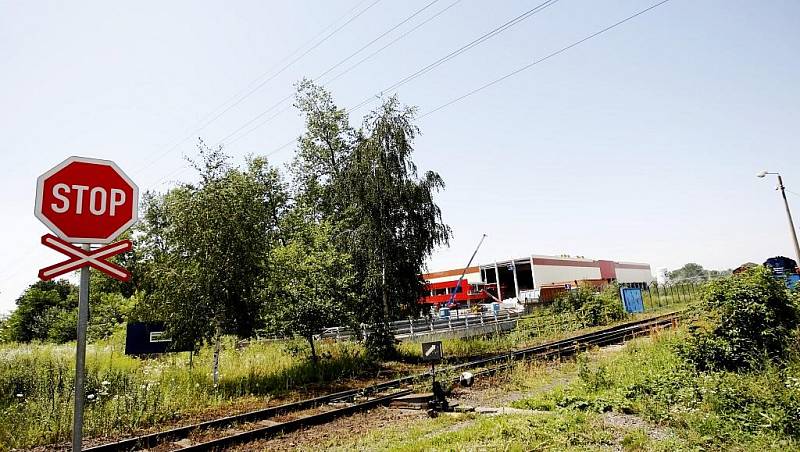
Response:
86,311,680,452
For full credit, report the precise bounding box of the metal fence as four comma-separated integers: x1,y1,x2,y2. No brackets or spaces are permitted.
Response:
641,282,703,309
312,282,703,343
317,309,523,341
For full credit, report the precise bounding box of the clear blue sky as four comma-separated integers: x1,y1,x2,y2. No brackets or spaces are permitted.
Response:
1,0,799,312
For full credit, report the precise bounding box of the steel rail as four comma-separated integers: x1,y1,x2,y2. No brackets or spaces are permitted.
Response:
86,311,679,451
84,386,408,451
178,390,412,451
466,319,672,379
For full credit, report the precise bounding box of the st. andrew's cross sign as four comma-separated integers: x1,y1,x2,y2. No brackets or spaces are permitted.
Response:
38,234,133,281
34,156,138,452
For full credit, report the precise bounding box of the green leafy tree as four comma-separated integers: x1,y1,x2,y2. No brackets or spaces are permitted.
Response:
669,263,731,282
678,266,800,371
5,280,77,343
89,230,140,298
139,141,287,381
0,314,10,343
264,213,358,362
44,305,78,343
343,98,450,356
668,263,707,282
291,83,451,357
291,79,354,220
87,292,135,341
5,277,134,344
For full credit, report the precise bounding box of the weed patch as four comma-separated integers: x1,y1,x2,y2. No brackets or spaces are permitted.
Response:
513,331,800,449
0,335,374,449
321,411,617,451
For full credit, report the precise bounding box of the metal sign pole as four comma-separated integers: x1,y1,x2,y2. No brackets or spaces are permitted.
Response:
72,244,90,452
34,157,138,451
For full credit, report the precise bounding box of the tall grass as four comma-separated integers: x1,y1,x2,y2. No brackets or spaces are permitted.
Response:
512,329,800,448
0,331,372,449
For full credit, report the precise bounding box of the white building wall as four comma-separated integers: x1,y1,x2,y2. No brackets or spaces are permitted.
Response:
427,271,482,284
656,268,668,285
615,267,655,284
532,265,601,286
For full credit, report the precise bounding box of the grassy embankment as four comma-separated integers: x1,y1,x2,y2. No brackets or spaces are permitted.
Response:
313,329,800,451
510,330,800,449
0,291,692,450
0,334,369,449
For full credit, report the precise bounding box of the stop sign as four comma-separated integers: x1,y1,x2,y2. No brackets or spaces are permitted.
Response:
35,156,139,244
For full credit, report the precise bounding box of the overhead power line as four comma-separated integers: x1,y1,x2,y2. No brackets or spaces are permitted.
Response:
217,0,462,147
322,0,463,87
347,0,562,113
221,0,553,146
144,0,461,189
316,0,441,82
148,135,297,192
419,0,673,118
241,0,674,163
131,0,382,175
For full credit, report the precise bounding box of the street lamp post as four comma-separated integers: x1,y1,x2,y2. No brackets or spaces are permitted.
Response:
757,171,800,266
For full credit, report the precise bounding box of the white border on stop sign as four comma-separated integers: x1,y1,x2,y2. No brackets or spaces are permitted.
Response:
34,156,139,244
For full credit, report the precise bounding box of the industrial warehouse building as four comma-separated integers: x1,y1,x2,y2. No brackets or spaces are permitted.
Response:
422,255,654,304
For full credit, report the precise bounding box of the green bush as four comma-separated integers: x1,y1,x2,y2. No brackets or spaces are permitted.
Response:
678,266,800,371
553,284,626,327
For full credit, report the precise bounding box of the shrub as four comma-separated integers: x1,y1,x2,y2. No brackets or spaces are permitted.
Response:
592,284,627,324
678,266,800,371
553,284,626,327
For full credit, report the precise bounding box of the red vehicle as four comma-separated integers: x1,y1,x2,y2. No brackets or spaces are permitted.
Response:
421,279,491,307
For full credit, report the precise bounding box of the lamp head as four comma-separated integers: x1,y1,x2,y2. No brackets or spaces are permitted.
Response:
756,170,768,178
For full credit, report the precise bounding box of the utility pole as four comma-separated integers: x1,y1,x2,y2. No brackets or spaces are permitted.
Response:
758,171,800,267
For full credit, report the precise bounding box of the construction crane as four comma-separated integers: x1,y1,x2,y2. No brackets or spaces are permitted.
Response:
446,234,487,308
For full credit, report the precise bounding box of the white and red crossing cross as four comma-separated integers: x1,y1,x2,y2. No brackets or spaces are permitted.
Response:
38,234,132,281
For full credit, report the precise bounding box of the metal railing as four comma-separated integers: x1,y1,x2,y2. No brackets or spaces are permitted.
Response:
318,309,523,341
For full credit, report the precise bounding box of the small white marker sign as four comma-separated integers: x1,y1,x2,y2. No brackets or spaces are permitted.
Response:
421,341,443,362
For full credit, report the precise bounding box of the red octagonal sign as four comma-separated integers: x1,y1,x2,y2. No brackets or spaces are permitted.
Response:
35,156,139,244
